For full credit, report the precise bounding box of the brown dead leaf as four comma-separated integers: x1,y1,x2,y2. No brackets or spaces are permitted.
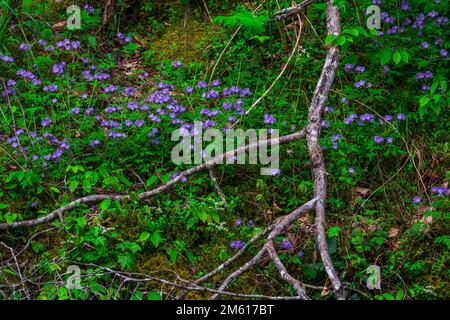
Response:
420,215,433,225
352,187,370,197
321,287,330,297
389,227,399,238
52,21,66,31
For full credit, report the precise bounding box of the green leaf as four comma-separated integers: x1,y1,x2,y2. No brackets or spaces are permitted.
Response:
430,81,439,94
5,213,17,224
343,28,358,36
50,186,60,193
127,242,141,253
198,209,208,223
148,292,161,300
169,249,178,264
420,96,430,107
0,203,9,210
82,180,92,193
124,42,139,51
68,180,79,193
146,176,158,187
325,34,336,46
400,50,409,63
118,253,135,270
77,217,86,228
150,232,162,248
418,103,428,118
210,211,220,223
328,226,341,237
393,51,401,64
336,35,346,46
131,291,143,300
380,48,391,65
99,199,111,211
85,35,97,49
383,293,395,300
440,80,447,92
185,249,196,264
139,231,150,242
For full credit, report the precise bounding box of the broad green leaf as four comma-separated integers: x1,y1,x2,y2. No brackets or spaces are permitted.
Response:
430,82,439,94
99,199,111,211
393,51,401,64
420,96,430,107
383,293,395,300
185,249,196,264
146,176,158,187
68,180,79,193
150,232,162,248
82,180,92,193
50,186,60,193
118,253,135,270
139,231,150,242
336,35,346,46
169,249,178,264
198,209,208,223
77,217,86,228
400,50,409,63
380,48,391,65
325,34,337,45
148,292,161,300
5,213,17,224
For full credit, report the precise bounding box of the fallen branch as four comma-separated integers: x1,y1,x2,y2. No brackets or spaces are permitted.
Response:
273,0,319,21
208,169,228,208
267,240,310,300
0,129,306,231
209,197,318,300
304,0,345,299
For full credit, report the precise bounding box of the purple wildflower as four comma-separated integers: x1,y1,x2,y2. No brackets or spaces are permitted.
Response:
280,240,293,250
355,80,365,88
431,187,449,197
41,117,51,127
344,114,357,125
374,136,384,144
172,60,184,68
43,84,57,92
19,43,31,51
355,66,366,73
230,240,244,249
185,86,194,94
263,114,276,125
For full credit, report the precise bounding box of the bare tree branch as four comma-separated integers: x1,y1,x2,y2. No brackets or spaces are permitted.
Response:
273,0,319,21
305,0,345,299
0,129,306,231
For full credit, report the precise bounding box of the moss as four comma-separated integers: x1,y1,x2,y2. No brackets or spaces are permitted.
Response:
149,17,220,64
